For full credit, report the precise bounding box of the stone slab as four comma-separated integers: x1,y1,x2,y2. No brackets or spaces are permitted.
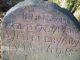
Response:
2,3,80,60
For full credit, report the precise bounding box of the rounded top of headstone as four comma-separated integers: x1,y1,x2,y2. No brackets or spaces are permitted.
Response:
2,2,80,60
3,3,80,30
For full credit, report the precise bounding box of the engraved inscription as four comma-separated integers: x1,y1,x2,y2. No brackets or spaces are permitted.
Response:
2,6,80,60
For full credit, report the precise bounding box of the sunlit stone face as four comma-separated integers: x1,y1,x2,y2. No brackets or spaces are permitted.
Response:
2,5,80,60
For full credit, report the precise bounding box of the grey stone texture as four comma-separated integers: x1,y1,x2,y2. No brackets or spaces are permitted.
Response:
2,1,80,60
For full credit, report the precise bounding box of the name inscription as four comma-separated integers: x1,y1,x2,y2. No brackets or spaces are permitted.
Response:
3,6,80,58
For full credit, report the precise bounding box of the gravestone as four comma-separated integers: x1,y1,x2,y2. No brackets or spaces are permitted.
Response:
2,0,80,60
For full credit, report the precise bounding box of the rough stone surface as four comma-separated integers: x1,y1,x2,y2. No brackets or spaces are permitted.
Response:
2,3,80,60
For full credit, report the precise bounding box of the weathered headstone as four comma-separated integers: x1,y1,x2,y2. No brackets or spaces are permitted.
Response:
2,0,80,60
